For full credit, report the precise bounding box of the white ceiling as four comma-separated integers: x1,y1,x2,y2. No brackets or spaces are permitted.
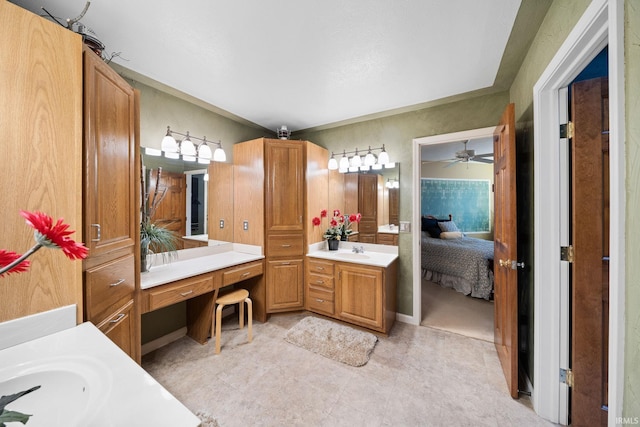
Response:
10,0,522,132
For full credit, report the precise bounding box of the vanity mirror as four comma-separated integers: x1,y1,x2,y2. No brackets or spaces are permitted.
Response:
141,151,209,248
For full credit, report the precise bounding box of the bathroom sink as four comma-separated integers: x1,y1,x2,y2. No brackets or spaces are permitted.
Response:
339,253,370,260
0,356,110,426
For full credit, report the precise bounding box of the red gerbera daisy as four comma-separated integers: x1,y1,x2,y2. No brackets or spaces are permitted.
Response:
312,217,321,226
0,250,30,276
320,209,327,218
20,210,88,260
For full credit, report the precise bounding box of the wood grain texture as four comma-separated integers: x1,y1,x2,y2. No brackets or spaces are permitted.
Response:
0,2,83,323
306,142,329,245
233,138,264,245
265,140,304,233
208,162,234,241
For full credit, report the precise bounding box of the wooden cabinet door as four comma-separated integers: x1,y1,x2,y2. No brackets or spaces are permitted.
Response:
358,174,378,242
83,47,137,259
97,299,137,361
266,259,304,311
265,140,304,232
336,264,383,330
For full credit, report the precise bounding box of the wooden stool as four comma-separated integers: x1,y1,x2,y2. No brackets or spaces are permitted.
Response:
214,289,252,354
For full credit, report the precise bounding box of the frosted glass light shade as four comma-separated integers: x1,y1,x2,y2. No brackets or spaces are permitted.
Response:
180,138,196,156
213,146,226,162
377,148,390,165
339,154,349,170
198,143,212,160
161,134,178,153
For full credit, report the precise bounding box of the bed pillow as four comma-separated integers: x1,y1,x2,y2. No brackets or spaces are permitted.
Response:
438,220,460,232
422,216,446,238
440,231,463,239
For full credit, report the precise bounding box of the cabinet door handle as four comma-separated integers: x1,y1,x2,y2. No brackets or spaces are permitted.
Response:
91,223,101,242
281,244,292,248
110,279,125,287
109,313,125,324
180,290,194,297
241,272,251,277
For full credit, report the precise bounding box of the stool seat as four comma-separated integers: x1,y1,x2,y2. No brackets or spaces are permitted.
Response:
214,289,252,354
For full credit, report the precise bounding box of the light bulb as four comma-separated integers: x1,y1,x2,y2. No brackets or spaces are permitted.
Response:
339,151,349,170
161,126,178,153
377,145,390,165
328,152,338,170
213,143,226,162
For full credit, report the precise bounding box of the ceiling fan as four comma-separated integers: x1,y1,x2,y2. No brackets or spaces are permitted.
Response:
444,140,493,168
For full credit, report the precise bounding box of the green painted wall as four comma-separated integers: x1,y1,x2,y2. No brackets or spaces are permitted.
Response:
296,91,510,315
624,0,640,419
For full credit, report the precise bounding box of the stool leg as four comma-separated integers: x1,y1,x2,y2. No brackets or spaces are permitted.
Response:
215,303,225,354
246,297,253,343
239,300,244,330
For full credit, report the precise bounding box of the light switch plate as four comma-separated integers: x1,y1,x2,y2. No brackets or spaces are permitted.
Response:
219,219,224,229
399,221,411,232
243,220,249,230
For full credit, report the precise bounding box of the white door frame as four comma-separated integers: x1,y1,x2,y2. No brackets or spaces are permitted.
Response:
532,0,625,424
411,126,496,326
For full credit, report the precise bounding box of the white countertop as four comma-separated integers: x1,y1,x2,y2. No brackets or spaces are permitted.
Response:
141,243,264,289
307,241,398,268
377,225,399,234
0,322,200,427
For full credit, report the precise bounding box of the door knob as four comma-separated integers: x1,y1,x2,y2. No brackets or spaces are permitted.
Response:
498,259,525,270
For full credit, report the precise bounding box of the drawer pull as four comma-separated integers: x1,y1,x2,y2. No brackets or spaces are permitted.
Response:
281,244,292,248
109,313,125,324
91,223,101,242
180,290,194,297
315,299,325,303
109,279,125,287
315,267,324,271
316,280,324,284
281,262,291,265
241,272,251,277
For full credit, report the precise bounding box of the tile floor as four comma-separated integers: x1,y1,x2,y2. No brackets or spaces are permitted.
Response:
142,312,555,427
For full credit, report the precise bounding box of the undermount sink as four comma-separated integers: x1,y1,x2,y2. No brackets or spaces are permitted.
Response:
0,356,111,427
339,252,370,260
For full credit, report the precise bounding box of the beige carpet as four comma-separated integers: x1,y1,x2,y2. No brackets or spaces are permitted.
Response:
421,279,495,342
284,316,377,366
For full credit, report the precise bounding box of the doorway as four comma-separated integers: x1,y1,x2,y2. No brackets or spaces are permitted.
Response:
532,0,624,423
418,135,495,342
185,169,208,236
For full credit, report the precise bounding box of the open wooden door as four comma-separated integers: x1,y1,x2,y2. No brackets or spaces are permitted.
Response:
493,103,519,398
570,76,609,426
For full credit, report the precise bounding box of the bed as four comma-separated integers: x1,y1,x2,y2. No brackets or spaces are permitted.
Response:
420,215,494,300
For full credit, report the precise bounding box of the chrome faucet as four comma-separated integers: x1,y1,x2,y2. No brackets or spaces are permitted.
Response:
352,245,365,254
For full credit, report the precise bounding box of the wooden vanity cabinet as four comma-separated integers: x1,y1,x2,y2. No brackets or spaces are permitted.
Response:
305,258,397,334
234,138,315,316
82,45,140,363
377,233,398,246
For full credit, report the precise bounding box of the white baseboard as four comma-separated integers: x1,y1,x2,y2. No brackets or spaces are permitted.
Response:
141,327,187,356
396,312,419,325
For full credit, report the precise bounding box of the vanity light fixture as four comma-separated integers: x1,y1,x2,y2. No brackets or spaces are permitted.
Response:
157,126,226,163
328,152,338,170
328,144,392,173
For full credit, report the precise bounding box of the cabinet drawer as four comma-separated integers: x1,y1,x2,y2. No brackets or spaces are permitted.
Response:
85,254,135,323
308,273,334,291
223,260,264,286
307,259,334,275
267,234,303,257
377,233,397,246
147,274,214,311
307,287,335,316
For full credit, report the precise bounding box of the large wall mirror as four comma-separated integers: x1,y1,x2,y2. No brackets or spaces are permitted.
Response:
142,151,209,245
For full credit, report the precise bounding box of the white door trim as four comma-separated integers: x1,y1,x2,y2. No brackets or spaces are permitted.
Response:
532,0,625,423
411,126,496,326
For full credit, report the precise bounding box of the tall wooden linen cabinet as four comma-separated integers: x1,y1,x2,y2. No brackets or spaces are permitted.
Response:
233,138,328,321
82,46,141,363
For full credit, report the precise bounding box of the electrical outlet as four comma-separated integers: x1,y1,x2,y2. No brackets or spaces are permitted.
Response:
219,219,224,229
399,221,411,232
243,220,249,231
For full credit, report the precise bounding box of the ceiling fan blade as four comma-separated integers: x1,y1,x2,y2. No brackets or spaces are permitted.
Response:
473,157,493,164
444,159,462,168
474,153,493,158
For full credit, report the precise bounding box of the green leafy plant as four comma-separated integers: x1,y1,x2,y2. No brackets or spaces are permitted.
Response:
0,385,41,426
140,162,178,270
